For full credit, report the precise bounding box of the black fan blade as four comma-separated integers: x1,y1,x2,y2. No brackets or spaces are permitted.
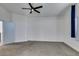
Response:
29,3,41,13
29,3,34,9
22,8,31,10
34,9,40,13
34,6,43,9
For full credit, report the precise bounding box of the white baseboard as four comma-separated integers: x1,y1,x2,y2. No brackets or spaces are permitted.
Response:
28,39,63,42
64,39,79,52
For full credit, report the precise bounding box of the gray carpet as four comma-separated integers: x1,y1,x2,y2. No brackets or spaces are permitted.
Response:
0,41,79,56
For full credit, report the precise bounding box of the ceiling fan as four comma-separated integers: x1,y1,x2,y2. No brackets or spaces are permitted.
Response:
22,3,43,14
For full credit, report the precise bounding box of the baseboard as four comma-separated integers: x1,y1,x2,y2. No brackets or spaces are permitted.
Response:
64,40,79,52
28,40,63,42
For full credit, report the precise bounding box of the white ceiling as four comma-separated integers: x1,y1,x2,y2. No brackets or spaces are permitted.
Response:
0,3,71,17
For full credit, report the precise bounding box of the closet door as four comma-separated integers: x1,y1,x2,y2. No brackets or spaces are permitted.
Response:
3,21,15,44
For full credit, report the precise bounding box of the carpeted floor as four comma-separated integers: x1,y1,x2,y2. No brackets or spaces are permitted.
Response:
0,41,79,56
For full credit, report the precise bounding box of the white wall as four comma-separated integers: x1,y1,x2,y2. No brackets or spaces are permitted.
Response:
57,6,71,41
76,4,79,40
0,5,62,44
12,14,27,42
58,5,79,52
0,6,11,21
11,13,61,42
27,17,59,42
